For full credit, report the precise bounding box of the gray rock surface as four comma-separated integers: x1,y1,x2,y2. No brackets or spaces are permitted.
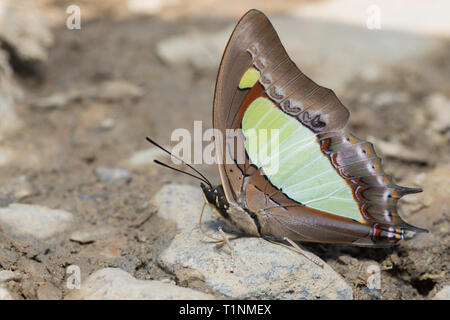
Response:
66,268,215,300
0,50,22,141
0,175,35,201
433,285,450,300
0,0,53,62
0,203,75,239
0,285,13,300
95,167,132,186
0,270,16,282
152,184,353,300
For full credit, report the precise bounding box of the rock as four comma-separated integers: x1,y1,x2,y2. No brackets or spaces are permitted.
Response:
93,80,144,101
70,225,117,244
31,80,143,110
127,0,180,15
0,285,13,300
0,50,22,140
425,93,450,133
36,282,62,300
152,184,353,300
65,268,215,300
0,175,35,201
95,167,132,186
0,203,75,239
31,91,78,109
156,26,232,70
100,118,115,130
0,270,16,282
0,146,40,168
372,91,409,108
0,0,53,63
433,285,450,300
366,136,428,164
123,146,182,170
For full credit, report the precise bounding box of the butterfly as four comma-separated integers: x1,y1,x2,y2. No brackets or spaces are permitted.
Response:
148,9,427,252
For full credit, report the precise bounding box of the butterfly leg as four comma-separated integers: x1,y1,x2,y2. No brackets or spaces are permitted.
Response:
262,235,323,268
283,237,324,268
218,227,236,272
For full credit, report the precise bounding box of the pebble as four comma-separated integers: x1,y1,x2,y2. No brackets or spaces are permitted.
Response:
94,80,144,101
0,0,53,63
433,285,450,300
123,146,182,169
0,175,35,201
0,50,22,140
0,204,75,239
70,225,117,244
65,268,215,300
95,167,132,186
366,136,428,164
152,184,353,300
0,270,16,282
32,80,144,110
127,0,180,15
36,282,62,300
0,146,40,168
426,93,450,133
0,286,13,300
100,118,115,130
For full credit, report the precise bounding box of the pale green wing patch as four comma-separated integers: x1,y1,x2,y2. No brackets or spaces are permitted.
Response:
241,97,364,223
238,67,261,89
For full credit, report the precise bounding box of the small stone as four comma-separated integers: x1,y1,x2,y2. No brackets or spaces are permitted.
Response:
37,282,62,300
94,80,144,101
433,285,450,300
127,0,179,15
153,184,353,300
0,203,75,239
31,91,77,109
0,0,53,62
70,225,117,244
426,93,450,133
156,27,231,70
65,268,215,300
0,270,16,282
0,50,22,140
0,286,13,300
367,136,428,164
95,167,132,186
372,91,409,108
123,147,182,169
0,146,40,168
0,175,35,201
100,118,115,130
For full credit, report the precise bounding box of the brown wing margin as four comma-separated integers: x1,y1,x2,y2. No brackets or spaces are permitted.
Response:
213,9,350,202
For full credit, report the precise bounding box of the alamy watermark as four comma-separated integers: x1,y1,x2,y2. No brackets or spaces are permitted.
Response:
66,5,81,30
167,121,280,175
366,4,381,30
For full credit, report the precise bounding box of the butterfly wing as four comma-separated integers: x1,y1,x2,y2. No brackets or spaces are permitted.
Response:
213,9,426,246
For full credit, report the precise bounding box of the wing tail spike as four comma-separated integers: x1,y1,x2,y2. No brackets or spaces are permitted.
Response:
396,186,423,195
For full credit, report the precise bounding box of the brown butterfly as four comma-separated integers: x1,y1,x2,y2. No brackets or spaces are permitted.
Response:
148,9,427,257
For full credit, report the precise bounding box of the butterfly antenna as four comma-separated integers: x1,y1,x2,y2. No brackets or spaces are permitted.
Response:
146,137,212,187
153,160,211,186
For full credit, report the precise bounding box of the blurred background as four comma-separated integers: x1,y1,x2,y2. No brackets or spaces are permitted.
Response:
0,0,448,300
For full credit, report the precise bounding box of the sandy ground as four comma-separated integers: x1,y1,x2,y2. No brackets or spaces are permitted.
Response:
0,0,449,299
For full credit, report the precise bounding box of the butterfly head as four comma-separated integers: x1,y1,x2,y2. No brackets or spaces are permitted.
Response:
200,183,230,216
